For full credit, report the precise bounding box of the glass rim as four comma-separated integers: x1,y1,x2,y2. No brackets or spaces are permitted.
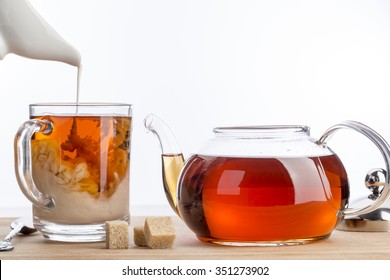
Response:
29,102,132,107
213,125,309,133
29,102,132,117
213,125,310,139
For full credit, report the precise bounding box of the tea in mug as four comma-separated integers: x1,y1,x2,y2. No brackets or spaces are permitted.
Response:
31,115,131,225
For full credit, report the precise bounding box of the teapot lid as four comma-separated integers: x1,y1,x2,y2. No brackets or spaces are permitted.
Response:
337,169,390,232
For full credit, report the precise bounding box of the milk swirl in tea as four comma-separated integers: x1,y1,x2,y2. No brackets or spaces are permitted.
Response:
31,115,131,224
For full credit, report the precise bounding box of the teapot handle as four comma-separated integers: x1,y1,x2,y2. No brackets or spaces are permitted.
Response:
318,120,390,217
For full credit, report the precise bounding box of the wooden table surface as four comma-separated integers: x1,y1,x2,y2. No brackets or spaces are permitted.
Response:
1,216,390,260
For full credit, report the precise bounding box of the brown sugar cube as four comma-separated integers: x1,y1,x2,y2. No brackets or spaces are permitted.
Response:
144,217,176,249
133,226,147,246
105,220,129,249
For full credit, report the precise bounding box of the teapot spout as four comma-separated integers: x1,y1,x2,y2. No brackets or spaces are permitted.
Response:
144,114,184,216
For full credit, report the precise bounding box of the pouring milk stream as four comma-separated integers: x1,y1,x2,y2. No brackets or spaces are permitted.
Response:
0,0,81,104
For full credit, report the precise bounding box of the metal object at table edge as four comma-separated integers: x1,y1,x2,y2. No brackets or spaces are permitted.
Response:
0,216,36,251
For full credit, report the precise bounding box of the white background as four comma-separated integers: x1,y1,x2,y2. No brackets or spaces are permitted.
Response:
1,0,390,216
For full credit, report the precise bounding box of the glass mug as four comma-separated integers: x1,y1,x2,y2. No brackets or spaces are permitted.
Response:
14,103,132,242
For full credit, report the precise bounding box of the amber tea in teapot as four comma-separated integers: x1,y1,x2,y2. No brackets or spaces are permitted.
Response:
147,115,390,246
175,154,349,242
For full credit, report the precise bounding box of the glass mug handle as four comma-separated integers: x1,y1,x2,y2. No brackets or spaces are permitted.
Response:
318,120,390,217
14,119,55,209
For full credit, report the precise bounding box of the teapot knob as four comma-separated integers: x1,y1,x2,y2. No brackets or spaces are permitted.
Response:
365,168,386,200
337,168,390,232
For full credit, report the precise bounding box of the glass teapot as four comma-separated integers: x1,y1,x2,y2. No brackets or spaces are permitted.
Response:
144,115,390,246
